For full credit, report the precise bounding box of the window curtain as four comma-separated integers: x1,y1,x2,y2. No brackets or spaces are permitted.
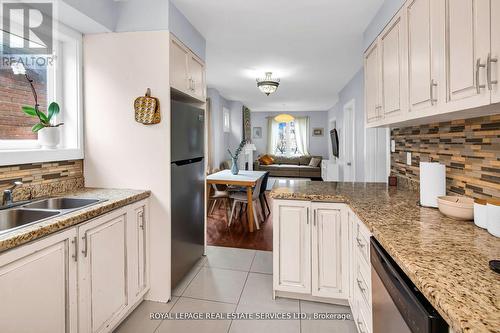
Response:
295,116,310,155
267,117,279,154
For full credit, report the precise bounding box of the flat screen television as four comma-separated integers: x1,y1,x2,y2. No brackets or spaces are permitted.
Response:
330,128,339,158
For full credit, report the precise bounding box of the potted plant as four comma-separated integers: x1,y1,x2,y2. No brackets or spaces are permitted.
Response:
228,139,247,175
11,62,63,149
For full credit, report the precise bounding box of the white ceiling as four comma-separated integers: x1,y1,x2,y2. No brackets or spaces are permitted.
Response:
171,0,383,112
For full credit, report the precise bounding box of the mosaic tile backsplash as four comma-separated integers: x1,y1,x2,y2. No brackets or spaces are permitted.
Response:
391,114,500,199
0,160,84,201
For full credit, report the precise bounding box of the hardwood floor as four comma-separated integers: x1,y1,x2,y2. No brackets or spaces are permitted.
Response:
206,194,272,251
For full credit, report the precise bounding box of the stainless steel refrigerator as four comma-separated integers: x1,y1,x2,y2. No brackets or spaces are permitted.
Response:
171,100,205,288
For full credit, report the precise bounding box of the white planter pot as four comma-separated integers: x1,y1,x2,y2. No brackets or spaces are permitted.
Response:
38,127,60,149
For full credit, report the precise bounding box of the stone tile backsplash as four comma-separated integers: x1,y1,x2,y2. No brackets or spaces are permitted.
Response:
391,114,500,199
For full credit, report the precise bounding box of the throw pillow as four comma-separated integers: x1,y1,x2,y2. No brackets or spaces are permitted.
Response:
309,157,321,167
259,154,275,165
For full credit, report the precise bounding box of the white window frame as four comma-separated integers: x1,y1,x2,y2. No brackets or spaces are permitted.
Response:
0,23,83,166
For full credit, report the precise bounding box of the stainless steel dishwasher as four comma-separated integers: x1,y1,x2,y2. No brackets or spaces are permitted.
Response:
370,237,448,333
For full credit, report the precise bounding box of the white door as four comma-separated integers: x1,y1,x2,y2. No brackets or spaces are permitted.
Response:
311,203,349,299
129,201,149,301
445,0,491,110
364,42,381,123
273,200,311,294
380,10,407,117
406,0,445,113
188,54,206,101
490,0,500,103
170,36,190,93
342,100,355,182
78,210,129,333
0,228,77,333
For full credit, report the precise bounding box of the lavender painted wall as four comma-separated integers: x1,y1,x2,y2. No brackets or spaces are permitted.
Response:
363,0,406,50
169,2,206,60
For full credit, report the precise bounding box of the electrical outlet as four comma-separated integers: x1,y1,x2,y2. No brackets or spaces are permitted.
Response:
406,152,412,166
391,140,396,153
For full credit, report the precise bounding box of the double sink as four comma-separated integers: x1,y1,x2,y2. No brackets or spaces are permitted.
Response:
0,197,104,235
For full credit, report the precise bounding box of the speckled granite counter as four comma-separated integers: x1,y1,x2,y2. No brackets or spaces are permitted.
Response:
270,180,500,333
0,188,150,253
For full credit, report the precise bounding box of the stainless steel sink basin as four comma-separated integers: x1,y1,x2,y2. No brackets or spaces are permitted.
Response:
23,198,101,210
0,209,60,234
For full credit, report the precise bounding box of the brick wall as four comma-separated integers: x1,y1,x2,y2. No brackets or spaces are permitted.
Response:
0,68,47,140
391,114,500,199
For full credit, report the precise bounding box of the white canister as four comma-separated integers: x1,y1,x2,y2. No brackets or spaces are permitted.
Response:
474,199,488,229
487,200,500,238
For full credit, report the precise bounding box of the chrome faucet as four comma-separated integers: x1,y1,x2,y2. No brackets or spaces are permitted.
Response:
2,181,23,206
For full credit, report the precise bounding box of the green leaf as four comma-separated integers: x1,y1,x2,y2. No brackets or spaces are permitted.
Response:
21,106,37,116
32,123,45,132
38,111,49,124
47,102,60,121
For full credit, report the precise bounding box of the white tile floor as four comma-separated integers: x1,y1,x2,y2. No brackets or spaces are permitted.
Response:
114,246,356,333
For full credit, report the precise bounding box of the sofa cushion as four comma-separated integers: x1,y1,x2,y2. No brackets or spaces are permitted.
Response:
309,157,321,167
272,155,300,165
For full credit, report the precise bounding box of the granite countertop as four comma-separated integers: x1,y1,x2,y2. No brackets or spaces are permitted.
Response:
270,180,500,333
0,188,151,253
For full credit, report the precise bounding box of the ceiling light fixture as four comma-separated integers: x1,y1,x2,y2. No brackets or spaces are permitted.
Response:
256,72,280,96
274,114,294,123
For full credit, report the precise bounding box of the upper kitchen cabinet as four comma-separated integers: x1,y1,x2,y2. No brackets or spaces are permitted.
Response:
364,42,382,123
491,0,500,103
170,34,206,102
365,0,499,128
445,0,490,111
406,0,445,115
379,9,407,119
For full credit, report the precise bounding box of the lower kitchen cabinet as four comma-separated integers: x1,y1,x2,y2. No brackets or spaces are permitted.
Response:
273,200,349,302
0,199,150,333
0,228,78,333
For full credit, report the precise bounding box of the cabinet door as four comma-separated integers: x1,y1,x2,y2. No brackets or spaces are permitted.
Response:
490,0,500,103
0,228,77,333
446,0,490,109
170,36,190,93
78,210,128,333
406,0,445,113
380,10,407,117
129,201,149,301
273,200,311,294
365,42,382,123
188,54,206,101
311,203,349,299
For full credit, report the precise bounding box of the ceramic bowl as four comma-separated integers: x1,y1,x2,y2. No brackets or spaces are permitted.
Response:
437,196,474,221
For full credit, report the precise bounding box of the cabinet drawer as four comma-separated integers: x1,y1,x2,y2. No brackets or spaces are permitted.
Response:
354,257,371,310
354,296,372,333
353,219,370,265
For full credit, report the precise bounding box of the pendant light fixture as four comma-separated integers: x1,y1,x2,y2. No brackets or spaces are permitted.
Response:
256,72,280,96
274,114,294,123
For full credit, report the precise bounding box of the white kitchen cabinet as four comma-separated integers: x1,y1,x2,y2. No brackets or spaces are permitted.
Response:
490,0,500,103
311,203,349,299
273,200,311,294
380,9,407,118
445,0,491,110
129,201,150,301
364,41,382,123
0,228,78,333
406,0,445,114
170,34,206,102
78,209,129,333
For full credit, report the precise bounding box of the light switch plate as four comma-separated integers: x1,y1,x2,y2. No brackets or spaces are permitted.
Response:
406,152,412,165
391,140,396,153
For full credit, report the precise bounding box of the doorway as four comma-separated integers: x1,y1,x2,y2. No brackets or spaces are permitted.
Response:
342,99,356,182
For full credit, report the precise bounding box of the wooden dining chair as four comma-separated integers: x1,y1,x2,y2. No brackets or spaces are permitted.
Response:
228,176,264,230
207,169,231,224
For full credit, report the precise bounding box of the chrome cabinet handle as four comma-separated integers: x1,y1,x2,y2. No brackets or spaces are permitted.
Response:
306,207,309,224
81,233,88,257
357,278,366,293
430,79,438,105
476,58,486,94
313,210,317,226
71,237,77,262
357,320,366,333
356,237,365,248
487,53,498,90
139,210,145,230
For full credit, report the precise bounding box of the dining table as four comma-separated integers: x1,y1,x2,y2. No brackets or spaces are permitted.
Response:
206,170,267,232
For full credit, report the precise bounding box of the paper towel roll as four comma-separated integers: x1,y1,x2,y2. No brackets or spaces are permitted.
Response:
420,162,446,208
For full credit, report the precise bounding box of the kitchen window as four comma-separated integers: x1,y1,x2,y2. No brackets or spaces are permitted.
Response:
0,23,83,165
276,121,299,155
269,116,309,156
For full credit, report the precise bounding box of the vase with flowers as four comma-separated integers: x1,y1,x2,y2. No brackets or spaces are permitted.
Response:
227,139,247,175
11,62,63,149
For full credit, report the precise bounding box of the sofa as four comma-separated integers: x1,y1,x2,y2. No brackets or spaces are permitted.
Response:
253,155,322,179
